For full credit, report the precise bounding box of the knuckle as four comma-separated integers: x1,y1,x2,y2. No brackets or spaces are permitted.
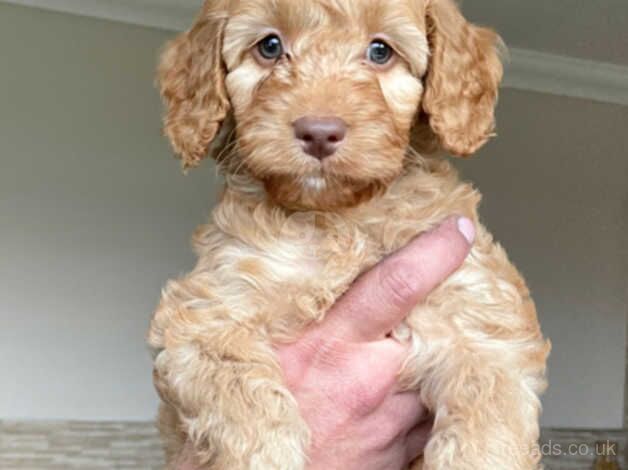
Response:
346,368,388,416
349,385,381,417
366,414,403,451
277,342,311,390
312,336,349,369
380,259,420,308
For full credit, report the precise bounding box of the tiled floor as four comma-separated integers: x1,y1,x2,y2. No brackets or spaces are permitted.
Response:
1,421,625,470
0,421,164,470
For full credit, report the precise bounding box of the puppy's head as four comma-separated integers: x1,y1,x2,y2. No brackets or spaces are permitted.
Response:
158,0,502,210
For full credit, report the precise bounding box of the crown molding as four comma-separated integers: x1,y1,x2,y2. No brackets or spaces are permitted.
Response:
2,0,628,107
505,48,628,107
0,0,198,31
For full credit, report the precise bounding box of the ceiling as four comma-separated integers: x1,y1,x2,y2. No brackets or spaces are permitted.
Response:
462,0,628,66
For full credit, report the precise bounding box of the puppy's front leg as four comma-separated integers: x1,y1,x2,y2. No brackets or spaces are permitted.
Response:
413,359,543,470
407,308,547,469
152,320,309,469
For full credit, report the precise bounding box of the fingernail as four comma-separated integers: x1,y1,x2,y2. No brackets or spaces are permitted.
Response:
457,217,475,244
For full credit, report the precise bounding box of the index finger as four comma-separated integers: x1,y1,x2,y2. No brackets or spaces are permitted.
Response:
314,216,475,343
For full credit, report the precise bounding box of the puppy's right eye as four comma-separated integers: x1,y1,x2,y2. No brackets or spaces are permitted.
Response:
256,34,284,61
367,40,394,66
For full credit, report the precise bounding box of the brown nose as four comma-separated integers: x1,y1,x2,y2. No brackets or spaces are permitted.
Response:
293,116,347,160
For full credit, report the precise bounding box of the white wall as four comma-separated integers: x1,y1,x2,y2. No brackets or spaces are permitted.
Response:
0,4,625,428
0,4,217,420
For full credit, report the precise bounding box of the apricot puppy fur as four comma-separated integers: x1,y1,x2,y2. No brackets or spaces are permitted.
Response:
149,0,550,468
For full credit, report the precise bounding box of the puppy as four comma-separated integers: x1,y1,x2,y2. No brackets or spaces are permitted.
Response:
149,0,550,468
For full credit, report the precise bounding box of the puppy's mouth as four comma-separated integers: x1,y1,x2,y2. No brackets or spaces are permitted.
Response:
296,165,362,194
302,175,328,192
262,168,389,211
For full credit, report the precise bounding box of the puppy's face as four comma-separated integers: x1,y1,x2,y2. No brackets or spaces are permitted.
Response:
224,0,428,208
159,0,502,210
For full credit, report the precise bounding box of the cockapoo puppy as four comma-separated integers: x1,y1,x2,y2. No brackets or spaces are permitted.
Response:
148,0,550,468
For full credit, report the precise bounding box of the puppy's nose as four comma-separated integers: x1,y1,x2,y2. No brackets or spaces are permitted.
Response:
293,116,347,160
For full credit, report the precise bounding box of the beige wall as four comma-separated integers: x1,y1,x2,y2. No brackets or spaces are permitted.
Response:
0,3,625,428
456,89,628,428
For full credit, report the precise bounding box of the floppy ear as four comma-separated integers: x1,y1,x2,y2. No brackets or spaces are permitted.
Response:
418,0,503,157
157,3,231,169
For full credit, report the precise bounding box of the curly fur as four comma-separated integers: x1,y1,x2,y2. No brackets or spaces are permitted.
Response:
149,0,550,469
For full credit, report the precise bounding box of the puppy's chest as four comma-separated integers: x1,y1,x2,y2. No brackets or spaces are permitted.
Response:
226,218,382,308
213,209,431,332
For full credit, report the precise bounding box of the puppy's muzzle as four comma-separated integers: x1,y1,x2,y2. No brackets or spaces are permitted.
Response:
293,116,347,161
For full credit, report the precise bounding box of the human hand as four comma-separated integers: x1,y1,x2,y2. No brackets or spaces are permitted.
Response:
277,216,475,470
175,216,474,470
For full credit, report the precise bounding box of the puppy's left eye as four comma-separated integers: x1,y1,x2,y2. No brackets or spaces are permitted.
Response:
367,40,394,66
